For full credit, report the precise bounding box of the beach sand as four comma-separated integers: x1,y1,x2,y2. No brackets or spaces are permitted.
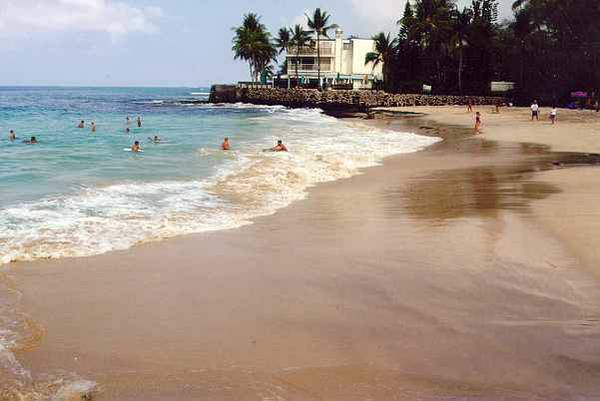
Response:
4,107,600,400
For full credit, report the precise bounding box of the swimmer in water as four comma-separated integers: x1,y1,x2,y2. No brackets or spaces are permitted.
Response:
148,135,160,143
8,130,16,141
271,140,288,152
222,137,230,150
136,115,142,128
126,116,131,125
125,127,130,134
131,141,142,152
23,136,38,144
91,121,96,132
77,120,85,128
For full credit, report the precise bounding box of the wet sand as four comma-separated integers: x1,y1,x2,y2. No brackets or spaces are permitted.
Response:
5,110,600,400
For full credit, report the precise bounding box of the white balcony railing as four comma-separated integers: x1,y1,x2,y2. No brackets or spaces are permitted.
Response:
287,42,334,57
289,63,332,72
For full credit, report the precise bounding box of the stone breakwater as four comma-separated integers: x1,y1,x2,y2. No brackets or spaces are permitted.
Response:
209,85,507,111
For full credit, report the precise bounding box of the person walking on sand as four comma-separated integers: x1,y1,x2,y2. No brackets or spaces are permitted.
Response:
474,112,482,134
136,115,142,128
221,137,230,151
531,100,540,121
550,107,557,125
467,100,473,113
8,130,16,141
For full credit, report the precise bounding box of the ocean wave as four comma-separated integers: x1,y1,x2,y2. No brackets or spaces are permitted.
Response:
0,108,440,264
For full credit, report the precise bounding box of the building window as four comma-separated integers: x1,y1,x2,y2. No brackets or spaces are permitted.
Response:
343,43,351,51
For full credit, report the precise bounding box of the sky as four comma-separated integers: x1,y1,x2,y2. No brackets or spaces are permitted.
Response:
0,0,514,87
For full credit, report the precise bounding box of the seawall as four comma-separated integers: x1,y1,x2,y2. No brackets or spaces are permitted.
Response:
209,85,506,112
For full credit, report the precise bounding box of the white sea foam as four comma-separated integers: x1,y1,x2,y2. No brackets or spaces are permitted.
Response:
0,107,440,264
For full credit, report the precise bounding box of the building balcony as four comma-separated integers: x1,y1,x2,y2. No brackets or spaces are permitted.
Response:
289,63,333,72
287,43,334,57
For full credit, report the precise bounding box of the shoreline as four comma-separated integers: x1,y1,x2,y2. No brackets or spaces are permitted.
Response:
4,107,600,400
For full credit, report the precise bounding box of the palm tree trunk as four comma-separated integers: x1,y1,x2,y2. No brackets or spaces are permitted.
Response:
458,45,463,94
295,46,300,85
316,32,321,88
382,63,388,91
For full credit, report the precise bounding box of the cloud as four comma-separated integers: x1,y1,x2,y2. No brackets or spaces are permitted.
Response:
0,0,162,38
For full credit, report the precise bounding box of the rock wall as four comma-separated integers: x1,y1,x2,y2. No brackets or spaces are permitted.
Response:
209,86,506,111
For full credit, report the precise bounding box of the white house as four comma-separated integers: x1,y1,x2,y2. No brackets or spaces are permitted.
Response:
282,28,384,89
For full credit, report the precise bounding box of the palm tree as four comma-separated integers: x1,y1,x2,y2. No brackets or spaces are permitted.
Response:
232,13,277,82
275,27,291,55
412,0,454,90
450,8,472,93
306,8,337,87
290,24,311,82
365,33,398,90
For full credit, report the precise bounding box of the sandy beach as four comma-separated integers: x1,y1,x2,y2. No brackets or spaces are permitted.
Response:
4,106,600,400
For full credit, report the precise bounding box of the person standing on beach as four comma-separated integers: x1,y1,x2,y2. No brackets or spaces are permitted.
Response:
8,130,16,141
474,112,482,134
77,120,85,128
531,100,540,121
467,100,473,113
550,107,557,124
221,137,230,151
136,115,142,128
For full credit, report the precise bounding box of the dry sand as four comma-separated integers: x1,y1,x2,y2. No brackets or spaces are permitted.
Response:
4,107,600,401
376,105,600,153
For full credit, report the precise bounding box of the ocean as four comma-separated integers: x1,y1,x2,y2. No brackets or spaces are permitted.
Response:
0,86,439,266
0,87,441,397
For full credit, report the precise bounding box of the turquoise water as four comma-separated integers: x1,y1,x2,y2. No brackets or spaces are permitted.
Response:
0,86,441,399
0,86,439,265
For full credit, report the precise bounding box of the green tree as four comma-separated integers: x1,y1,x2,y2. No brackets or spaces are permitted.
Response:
365,32,398,90
396,0,421,87
412,0,455,90
450,7,473,93
232,13,277,82
275,27,291,55
306,8,338,87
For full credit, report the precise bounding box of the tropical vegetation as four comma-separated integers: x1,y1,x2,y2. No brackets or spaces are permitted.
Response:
232,1,600,102
232,13,277,83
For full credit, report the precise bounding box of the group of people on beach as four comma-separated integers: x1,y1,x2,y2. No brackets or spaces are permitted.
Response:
469,99,559,135
530,100,558,124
